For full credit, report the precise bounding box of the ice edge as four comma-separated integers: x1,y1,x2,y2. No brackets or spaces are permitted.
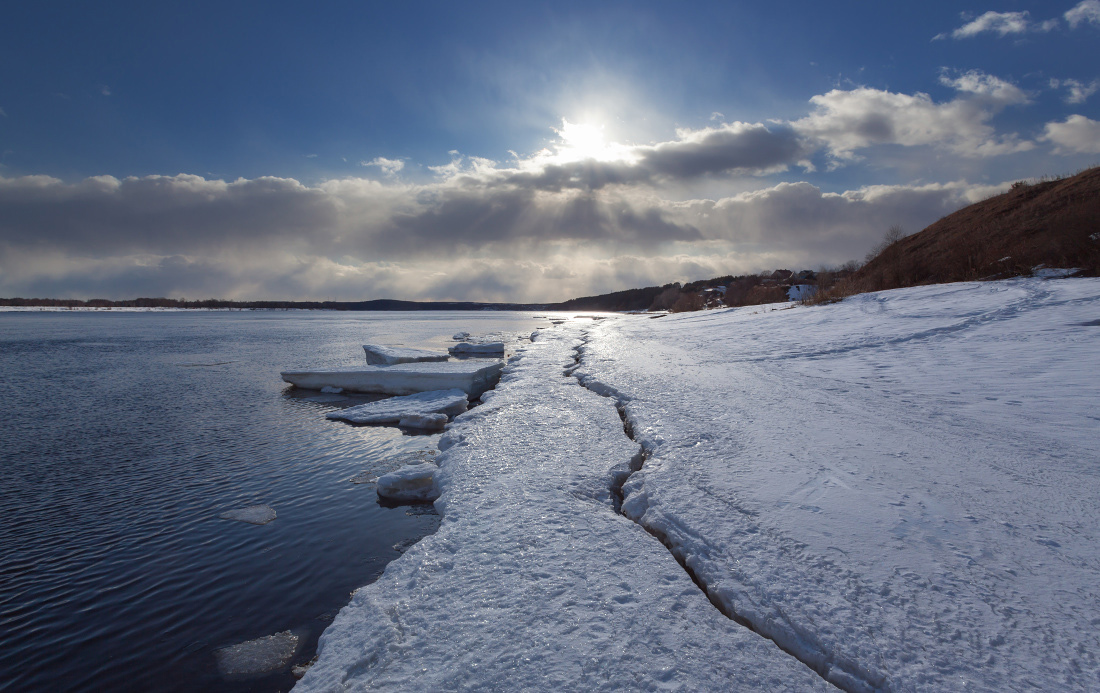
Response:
570,328,884,693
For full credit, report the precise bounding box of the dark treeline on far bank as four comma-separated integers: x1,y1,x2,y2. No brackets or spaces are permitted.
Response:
0,297,547,311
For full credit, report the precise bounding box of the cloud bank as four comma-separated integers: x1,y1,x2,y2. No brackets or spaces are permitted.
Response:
0,77,1059,301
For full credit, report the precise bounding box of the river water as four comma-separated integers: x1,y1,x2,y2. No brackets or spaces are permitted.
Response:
0,310,546,691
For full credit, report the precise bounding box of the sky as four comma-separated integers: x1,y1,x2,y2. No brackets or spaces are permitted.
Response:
1,1,1098,302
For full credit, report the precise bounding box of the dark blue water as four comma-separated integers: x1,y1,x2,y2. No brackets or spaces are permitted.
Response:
0,310,544,692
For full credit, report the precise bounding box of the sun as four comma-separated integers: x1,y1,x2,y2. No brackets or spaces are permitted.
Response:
552,119,633,164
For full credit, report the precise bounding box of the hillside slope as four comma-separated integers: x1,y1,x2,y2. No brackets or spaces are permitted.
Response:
853,166,1100,293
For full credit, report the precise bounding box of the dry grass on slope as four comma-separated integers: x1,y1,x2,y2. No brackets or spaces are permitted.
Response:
812,166,1100,303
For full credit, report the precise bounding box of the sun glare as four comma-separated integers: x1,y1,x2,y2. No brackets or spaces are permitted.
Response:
553,119,633,164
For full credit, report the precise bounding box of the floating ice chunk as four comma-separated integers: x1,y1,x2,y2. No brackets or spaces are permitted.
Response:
348,472,376,484
376,463,439,502
320,386,343,394
325,389,468,424
215,630,301,678
363,344,449,365
218,505,277,525
398,413,449,430
448,341,505,356
452,332,470,340
281,361,504,397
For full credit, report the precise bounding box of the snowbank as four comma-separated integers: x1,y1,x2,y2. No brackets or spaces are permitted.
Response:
325,389,468,425
281,361,504,397
296,328,829,691
362,344,449,365
573,278,1100,690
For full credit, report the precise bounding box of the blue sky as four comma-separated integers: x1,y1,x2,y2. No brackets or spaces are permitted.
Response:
1,1,1098,301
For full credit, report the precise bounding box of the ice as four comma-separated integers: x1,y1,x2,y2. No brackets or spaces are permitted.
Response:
397,413,448,430
325,389,468,425
447,341,504,355
281,361,504,397
217,505,276,525
296,329,829,692
452,331,470,340
572,278,1100,690
319,386,343,394
362,344,449,365
215,630,301,677
375,463,440,502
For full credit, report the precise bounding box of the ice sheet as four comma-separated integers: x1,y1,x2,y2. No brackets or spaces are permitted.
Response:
375,463,440,502
573,277,1100,690
281,361,504,397
325,389,468,425
296,329,830,691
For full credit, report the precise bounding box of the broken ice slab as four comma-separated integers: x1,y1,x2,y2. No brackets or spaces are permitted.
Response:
363,344,449,365
218,505,277,525
452,332,470,340
215,629,301,678
376,463,439,502
281,360,504,397
398,413,449,430
326,389,468,425
448,341,505,356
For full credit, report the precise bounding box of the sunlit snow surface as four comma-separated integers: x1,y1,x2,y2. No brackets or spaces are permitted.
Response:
300,279,1099,691
573,278,1100,690
297,327,831,691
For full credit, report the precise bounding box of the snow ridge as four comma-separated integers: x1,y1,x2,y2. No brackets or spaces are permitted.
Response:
570,332,876,692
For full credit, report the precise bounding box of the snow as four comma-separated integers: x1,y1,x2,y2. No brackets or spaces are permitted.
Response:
297,277,1100,690
217,505,277,525
375,463,441,502
448,341,505,355
325,389,468,425
362,344,449,365
215,630,302,677
281,361,504,397
572,278,1100,690
296,327,831,691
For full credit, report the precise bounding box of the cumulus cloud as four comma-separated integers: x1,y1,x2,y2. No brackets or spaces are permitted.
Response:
1065,0,1100,28
362,156,405,175
1040,114,1100,154
1050,78,1100,104
0,169,1006,302
791,72,1032,159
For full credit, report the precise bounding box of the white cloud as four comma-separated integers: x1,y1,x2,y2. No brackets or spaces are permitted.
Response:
1040,114,1100,154
791,73,1032,159
0,170,1008,302
1050,78,1100,104
940,11,1033,39
1065,0,1100,28
362,156,405,175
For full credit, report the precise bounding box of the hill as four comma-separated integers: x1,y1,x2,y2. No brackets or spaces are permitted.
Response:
828,166,1100,298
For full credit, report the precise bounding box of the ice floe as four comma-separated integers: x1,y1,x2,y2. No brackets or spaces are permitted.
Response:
452,331,470,340
217,505,276,525
447,341,504,355
281,361,503,397
215,630,301,678
397,413,448,430
362,344,449,365
375,463,439,502
325,389,468,425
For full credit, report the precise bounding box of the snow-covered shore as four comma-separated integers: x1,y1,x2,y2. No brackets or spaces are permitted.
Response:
299,278,1100,691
